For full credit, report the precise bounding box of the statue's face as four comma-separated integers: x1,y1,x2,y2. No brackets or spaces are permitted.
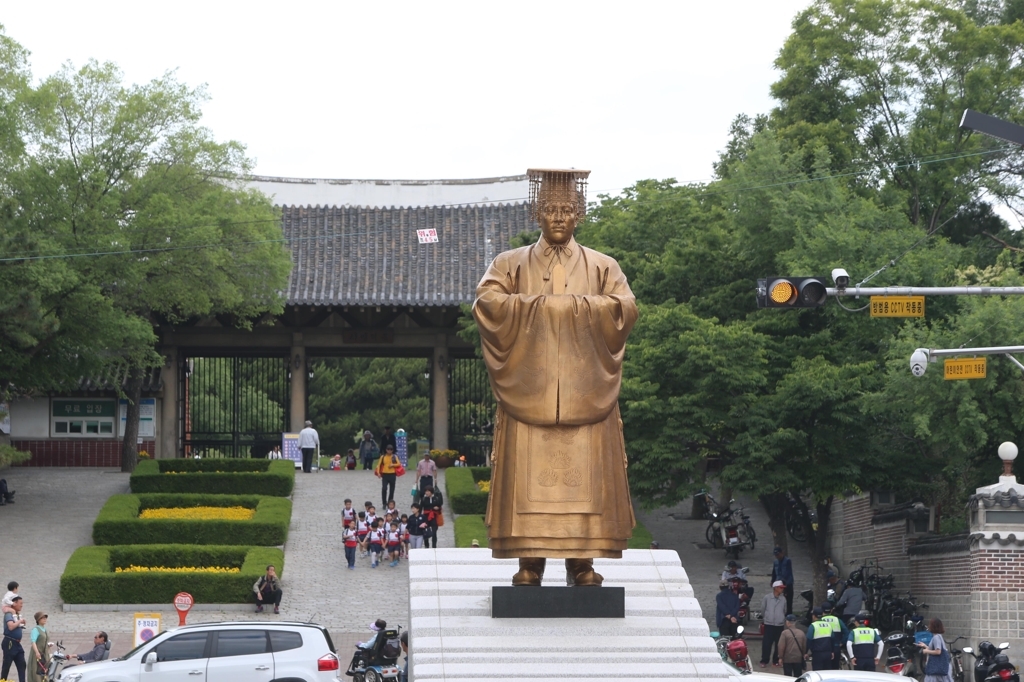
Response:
538,200,578,245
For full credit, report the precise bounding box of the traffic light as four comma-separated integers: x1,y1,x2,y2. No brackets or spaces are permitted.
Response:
757,277,828,308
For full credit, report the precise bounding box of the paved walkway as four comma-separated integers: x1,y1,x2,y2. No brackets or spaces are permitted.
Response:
0,465,453,657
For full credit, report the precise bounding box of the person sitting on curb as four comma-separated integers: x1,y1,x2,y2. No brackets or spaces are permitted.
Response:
70,632,110,664
253,565,283,614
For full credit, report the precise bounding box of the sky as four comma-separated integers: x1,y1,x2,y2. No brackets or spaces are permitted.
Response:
2,1,814,197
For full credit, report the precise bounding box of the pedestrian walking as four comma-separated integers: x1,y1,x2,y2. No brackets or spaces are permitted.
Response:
419,487,443,549
772,546,795,614
777,614,808,677
253,565,283,614
760,580,787,667
359,431,379,470
919,618,953,682
2,595,27,682
379,427,397,456
27,612,48,682
298,421,319,473
416,453,437,501
408,504,427,550
376,444,400,507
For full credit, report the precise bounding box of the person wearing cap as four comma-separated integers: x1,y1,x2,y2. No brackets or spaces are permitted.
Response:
27,612,48,682
375,444,401,507
716,580,741,637
649,541,660,550
721,560,748,583
760,580,788,667
358,619,388,650
847,611,883,671
819,603,849,669
297,420,320,474
359,430,380,471
807,607,834,671
777,614,808,677
826,570,845,600
471,539,480,547
771,546,795,615
2,595,26,682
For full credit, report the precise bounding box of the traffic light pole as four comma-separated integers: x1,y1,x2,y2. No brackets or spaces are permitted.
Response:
913,346,1024,376
828,286,1024,297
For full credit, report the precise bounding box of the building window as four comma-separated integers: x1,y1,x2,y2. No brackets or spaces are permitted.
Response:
50,399,116,438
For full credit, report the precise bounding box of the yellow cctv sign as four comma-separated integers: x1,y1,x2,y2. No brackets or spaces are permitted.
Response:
944,357,987,380
870,296,925,318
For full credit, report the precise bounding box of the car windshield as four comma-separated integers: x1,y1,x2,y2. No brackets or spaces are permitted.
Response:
114,631,172,660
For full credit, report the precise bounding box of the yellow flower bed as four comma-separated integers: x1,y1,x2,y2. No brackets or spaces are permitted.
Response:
139,506,255,521
115,565,240,574
477,480,491,492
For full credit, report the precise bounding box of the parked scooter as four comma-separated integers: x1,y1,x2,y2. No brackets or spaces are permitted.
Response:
715,625,753,674
962,641,1017,682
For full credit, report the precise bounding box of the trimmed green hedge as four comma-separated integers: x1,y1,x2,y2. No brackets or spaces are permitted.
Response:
454,515,489,548
446,466,489,514
60,545,284,604
92,494,292,546
469,467,491,483
130,459,295,496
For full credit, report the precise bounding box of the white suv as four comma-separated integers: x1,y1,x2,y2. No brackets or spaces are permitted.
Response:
56,621,342,682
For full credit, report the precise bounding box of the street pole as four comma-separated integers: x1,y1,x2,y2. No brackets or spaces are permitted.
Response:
829,286,1024,297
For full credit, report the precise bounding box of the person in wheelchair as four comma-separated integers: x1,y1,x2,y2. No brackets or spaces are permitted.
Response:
347,619,402,680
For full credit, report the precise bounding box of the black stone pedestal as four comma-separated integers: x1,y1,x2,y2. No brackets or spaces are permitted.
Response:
491,586,625,618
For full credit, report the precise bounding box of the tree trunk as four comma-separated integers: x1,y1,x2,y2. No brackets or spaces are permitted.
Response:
121,365,145,473
760,492,788,555
811,497,833,606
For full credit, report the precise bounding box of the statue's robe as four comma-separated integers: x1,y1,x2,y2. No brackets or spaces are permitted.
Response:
472,235,638,558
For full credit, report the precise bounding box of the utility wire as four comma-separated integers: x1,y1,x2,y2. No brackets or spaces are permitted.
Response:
0,145,1017,264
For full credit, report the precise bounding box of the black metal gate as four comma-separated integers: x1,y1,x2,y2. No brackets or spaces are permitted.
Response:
448,358,496,467
181,356,290,458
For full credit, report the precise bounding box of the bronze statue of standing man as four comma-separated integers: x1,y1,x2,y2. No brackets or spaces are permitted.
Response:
472,168,638,587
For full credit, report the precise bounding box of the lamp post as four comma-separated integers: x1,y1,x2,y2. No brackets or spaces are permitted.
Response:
998,441,1018,478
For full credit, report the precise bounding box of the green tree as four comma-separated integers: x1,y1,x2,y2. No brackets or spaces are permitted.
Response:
0,35,292,471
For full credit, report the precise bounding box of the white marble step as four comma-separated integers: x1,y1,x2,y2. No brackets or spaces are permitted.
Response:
410,635,720,653
409,594,703,618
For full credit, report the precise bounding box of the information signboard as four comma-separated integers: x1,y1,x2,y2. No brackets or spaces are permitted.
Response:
869,296,925,318
282,433,302,468
133,613,161,648
396,428,408,467
944,357,987,380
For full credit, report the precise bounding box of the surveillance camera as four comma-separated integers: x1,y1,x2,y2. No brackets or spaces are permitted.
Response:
831,268,850,289
910,349,930,377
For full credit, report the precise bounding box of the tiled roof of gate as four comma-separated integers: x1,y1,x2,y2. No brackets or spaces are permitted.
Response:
283,203,535,307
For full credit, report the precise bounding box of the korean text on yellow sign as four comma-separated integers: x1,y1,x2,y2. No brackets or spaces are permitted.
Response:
944,357,987,380
869,296,925,318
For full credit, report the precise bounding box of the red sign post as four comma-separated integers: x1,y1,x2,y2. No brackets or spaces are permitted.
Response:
173,592,194,626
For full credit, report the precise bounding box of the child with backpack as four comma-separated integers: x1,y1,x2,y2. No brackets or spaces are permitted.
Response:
367,519,385,568
400,514,410,558
356,512,369,556
342,520,358,570
387,521,402,567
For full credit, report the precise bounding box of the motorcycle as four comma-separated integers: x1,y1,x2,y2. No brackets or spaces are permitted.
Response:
963,641,1016,682
883,613,929,677
719,507,755,558
44,641,68,682
715,624,753,674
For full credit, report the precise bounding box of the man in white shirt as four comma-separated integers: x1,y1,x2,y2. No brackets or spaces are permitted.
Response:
298,421,319,473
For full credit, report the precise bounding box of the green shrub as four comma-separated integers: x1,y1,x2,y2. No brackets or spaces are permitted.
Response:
628,519,654,549
60,545,284,604
159,459,269,473
92,494,292,546
446,466,488,514
130,459,294,496
454,515,488,548
469,466,491,483
0,444,31,470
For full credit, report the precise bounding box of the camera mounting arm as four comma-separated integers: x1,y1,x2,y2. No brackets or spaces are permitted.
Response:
911,346,1024,377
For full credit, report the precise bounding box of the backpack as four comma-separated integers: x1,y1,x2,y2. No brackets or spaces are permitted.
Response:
381,636,401,659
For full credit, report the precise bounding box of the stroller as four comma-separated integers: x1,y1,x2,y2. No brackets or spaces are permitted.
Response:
346,627,403,682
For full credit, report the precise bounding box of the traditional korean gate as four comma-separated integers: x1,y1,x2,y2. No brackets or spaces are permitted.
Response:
180,355,291,458
447,357,496,466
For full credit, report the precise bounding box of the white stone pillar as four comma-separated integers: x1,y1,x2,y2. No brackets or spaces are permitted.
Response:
289,341,306,433
431,339,448,451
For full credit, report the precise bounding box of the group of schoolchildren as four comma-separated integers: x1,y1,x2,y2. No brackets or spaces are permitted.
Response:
341,498,436,569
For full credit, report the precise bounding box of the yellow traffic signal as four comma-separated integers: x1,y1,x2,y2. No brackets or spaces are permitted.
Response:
758,277,828,308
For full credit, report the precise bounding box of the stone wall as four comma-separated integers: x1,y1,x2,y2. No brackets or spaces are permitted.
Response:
909,543,971,639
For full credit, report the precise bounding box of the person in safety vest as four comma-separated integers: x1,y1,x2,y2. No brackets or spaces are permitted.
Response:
846,611,883,671
807,608,835,671
819,603,849,669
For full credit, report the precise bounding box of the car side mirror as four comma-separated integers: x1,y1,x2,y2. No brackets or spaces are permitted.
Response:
998,643,1010,650
144,651,158,665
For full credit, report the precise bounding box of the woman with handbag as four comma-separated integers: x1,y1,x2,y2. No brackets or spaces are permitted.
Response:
375,444,402,507
918,618,953,682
